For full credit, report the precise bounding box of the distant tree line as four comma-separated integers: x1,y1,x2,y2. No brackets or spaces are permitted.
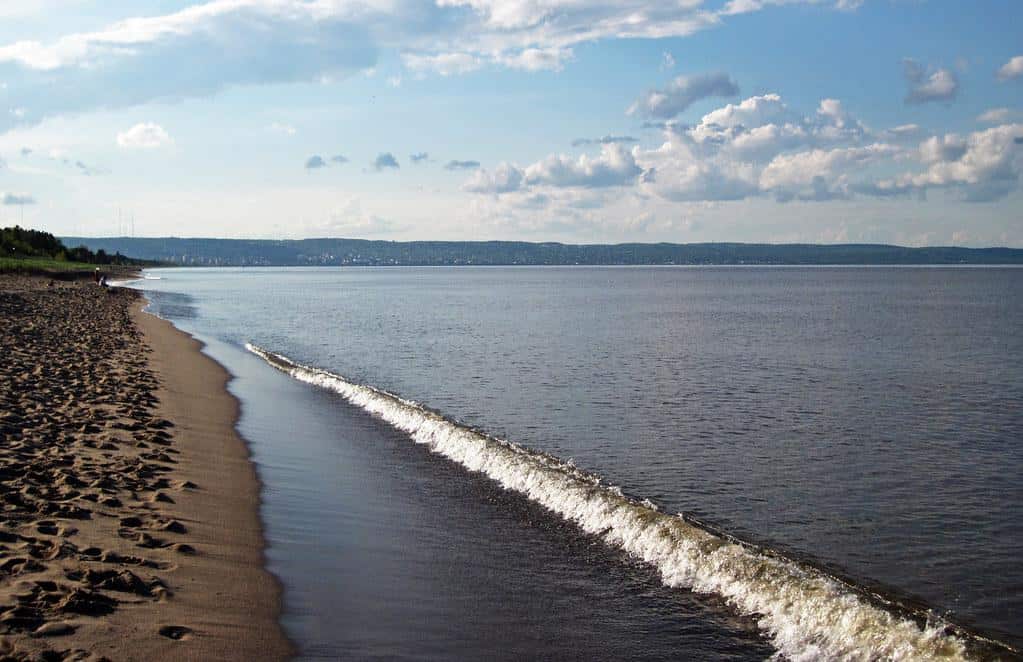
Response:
2,226,146,265
60,235,1023,266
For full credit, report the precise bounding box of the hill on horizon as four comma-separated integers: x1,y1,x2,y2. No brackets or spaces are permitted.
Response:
60,236,1023,267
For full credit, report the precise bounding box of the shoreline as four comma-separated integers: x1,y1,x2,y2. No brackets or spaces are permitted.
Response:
131,298,293,660
0,275,291,660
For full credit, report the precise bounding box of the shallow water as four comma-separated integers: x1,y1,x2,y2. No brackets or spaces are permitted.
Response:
136,266,1023,658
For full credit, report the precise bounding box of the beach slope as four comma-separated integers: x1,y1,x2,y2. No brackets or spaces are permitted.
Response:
0,276,290,660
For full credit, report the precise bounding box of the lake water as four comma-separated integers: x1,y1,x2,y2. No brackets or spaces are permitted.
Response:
134,266,1023,660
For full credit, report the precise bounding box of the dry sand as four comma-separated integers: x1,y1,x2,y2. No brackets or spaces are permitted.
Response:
0,275,291,661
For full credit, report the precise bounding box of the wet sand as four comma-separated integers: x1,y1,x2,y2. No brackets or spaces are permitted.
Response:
0,275,290,660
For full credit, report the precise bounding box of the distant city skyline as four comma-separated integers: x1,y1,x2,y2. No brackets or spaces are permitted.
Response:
1,1,1021,246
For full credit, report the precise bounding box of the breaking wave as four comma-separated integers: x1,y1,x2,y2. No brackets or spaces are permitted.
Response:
247,343,999,661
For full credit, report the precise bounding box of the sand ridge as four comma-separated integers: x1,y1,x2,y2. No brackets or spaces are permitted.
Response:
0,276,290,660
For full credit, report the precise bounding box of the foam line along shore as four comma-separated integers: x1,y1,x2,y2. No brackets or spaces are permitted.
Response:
248,342,1020,662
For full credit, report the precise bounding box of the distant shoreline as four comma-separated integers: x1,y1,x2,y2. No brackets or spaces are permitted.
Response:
62,237,1023,267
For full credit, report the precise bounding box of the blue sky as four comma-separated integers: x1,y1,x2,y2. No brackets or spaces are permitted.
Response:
0,0,1021,245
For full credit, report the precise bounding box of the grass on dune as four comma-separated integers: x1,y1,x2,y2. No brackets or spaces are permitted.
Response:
0,256,121,276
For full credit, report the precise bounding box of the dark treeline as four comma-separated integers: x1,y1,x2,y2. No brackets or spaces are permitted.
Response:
60,236,1023,266
2,226,147,266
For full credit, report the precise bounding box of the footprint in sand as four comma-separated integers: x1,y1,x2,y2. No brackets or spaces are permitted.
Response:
31,621,75,638
158,625,193,640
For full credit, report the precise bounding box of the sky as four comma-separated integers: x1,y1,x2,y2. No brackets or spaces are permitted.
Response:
0,0,1021,246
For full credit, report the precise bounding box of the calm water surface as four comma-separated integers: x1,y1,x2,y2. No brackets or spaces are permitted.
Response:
136,266,1023,658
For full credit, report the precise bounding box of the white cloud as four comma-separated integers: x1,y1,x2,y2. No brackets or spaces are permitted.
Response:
465,144,644,193
470,93,881,203
996,55,1023,81
903,59,958,104
463,163,525,193
0,0,871,131
978,108,1021,124
759,144,899,200
681,93,869,162
0,0,379,131
640,158,759,202
722,0,859,15
883,124,924,141
706,92,786,123
918,134,967,165
470,92,1023,210
628,73,740,119
523,144,643,188
860,124,1023,202
116,122,171,149
495,47,572,72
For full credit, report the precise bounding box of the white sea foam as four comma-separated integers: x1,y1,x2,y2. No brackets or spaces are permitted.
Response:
247,343,974,661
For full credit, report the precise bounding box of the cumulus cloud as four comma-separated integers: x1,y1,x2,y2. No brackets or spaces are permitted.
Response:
472,93,882,202
409,152,429,164
628,73,739,119
571,135,638,147
445,160,480,170
997,55,1023,81
759,144,899,201
678,94,869,162
116,123,171,149
2,192,35,205
463,163,524,193
305,155,327,169
903,59,958,104
859,124,1023,202
464,144,643,194
469,93,1023,209
639,159,759,202
373,152,399,170
918,134,967,165
523,144,643,188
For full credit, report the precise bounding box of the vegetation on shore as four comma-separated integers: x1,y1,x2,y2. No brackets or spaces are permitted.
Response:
1,226,153,277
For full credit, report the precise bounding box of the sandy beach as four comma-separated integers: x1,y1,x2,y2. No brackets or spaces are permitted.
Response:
0,275,290,661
